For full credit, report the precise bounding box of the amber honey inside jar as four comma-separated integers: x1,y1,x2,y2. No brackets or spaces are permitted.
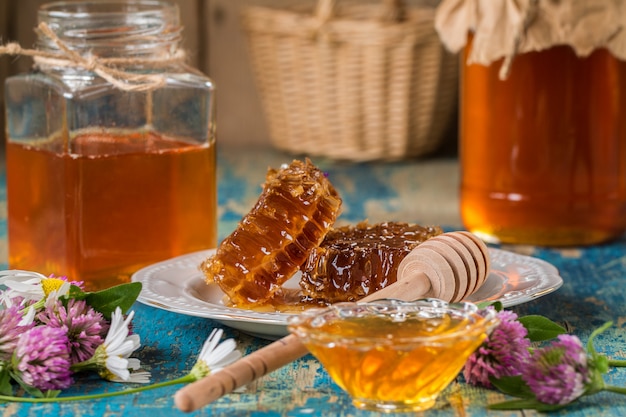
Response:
7,131,216,290
460,38,626,246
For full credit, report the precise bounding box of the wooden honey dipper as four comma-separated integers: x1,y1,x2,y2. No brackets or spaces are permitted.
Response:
174,231,490,412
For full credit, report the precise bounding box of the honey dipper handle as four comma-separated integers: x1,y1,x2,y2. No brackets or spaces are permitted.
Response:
174,333,307,412
174,273,433,413
360,271,432,302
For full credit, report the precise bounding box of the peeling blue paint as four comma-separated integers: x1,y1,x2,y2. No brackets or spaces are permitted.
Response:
4,147,626,416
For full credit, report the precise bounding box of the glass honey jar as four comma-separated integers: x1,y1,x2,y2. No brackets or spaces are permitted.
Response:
436,1,626,246
4,1,217,290
460,41,626,246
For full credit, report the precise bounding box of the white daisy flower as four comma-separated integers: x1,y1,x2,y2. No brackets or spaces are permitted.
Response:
18,303,36,326
0,269,47,285
93,307,143,382
0,270,70,307
107,370,152,384
127,357,142,370
189,328,242,381
0,270,46,306
103,355,152,383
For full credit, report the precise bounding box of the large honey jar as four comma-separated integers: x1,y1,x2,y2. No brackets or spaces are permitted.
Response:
436,0,626,246
4,1,217,290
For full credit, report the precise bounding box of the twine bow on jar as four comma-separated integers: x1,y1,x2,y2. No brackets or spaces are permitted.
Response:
0,21,187,92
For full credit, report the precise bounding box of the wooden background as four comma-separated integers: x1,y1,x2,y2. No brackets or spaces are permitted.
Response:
0,0,451,152
0,0,272,149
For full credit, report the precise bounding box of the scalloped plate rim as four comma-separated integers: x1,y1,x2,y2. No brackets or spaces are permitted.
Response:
132,248,563,338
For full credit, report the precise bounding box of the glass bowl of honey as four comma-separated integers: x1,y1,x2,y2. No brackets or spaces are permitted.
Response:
287,298,499,413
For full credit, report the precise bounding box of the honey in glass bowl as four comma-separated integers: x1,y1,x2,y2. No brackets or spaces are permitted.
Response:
287,299,499,413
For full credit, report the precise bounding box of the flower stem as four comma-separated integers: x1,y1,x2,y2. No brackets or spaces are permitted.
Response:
605,385,626,395
608,359,626,367
0,375,195,403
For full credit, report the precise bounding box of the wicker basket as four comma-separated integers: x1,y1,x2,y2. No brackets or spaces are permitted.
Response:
240,0,458,161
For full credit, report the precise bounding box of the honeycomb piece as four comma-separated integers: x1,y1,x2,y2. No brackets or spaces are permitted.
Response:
201,159,342,307
299,221,443,303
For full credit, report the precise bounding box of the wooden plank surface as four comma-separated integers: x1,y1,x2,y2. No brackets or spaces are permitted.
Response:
3,2,624,416
2,147,626,416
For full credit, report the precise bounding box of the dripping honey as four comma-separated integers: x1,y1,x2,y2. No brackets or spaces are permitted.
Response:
7,131,217,291
291,311,490,412
461,41,626,245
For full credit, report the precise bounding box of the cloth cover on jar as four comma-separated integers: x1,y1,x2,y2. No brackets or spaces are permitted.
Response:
435,0,626,78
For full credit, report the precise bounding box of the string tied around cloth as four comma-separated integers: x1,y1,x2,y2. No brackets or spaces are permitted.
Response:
0,21,187,92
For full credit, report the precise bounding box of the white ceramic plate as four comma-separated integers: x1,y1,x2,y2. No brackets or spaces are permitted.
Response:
132,248,563,339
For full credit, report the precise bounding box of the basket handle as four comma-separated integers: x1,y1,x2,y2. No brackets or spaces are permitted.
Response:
314,0,406,24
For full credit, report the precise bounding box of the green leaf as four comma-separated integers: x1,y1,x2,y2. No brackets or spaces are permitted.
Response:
585,365,608,395
84,282,142,319
10,372,46,398
476,300,503,311
67,284,87,301
0,368,13,396
593,355,610,374
42,390,61,398
490,375,534,398
587,321,613,357
518,315,567,342
489,398,566,412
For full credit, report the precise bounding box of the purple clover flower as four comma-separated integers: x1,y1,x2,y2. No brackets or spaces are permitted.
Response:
13,325,73,390
522,334,590,405
0,304,33,362
37,298,109,364
464,309,531,387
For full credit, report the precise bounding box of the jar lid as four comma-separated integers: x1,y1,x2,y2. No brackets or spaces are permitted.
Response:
435,0,626,78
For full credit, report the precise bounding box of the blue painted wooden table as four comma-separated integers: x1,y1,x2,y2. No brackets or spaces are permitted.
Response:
3,145,626,416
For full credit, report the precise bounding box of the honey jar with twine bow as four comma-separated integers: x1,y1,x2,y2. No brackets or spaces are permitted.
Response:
436,0,626,246
1,1,217,290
